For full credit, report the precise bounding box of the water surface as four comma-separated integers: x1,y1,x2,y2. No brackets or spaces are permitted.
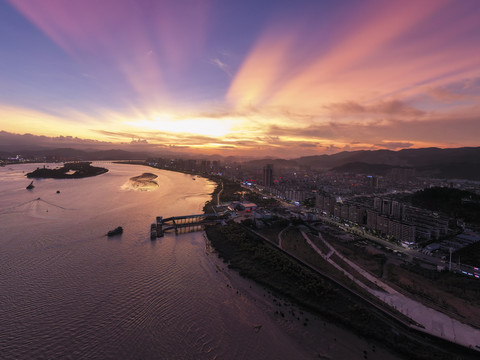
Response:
0,163,399,359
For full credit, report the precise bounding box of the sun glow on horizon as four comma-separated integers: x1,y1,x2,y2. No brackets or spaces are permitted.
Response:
125,114,240,138
1,0,480,156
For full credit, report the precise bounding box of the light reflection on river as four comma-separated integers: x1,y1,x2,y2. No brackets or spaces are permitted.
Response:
0,163,399,359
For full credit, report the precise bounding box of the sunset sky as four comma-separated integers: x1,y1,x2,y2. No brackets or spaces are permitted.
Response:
1,0,479,157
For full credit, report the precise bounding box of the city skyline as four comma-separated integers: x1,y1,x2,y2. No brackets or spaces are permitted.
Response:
1,0,480,157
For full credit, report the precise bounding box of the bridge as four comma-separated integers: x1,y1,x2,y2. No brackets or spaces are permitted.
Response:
151,214,224,238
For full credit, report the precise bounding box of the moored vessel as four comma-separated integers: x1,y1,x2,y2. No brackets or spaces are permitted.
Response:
107,226,123,236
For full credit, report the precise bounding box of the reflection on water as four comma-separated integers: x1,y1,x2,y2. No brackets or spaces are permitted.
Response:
0,163,399,360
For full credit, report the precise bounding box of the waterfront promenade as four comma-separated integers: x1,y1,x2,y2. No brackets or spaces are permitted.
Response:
301,230,480,351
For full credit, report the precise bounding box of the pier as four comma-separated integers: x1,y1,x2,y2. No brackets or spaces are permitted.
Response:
152,214,224,237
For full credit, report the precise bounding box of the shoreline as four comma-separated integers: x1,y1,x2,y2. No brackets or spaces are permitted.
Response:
110,161,480,357
201,232,401,360
205,223,480,359
201,180,479,360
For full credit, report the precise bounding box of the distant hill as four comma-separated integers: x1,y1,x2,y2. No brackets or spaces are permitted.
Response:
86,149,153,160
297,147,480,169
243,147,480,180
329,162,398,176
242,158,300,169
1,148,154,161
4,145,480,180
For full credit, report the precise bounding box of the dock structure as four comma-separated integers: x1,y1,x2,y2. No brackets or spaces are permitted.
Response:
152,213,222,237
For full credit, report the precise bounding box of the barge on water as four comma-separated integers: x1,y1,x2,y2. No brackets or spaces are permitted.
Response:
107,226,123,237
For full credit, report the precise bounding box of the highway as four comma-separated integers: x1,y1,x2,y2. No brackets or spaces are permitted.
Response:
243,184,452,268
315,214,447,267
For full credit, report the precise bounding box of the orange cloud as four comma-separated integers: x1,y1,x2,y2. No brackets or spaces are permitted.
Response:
227,25,299,108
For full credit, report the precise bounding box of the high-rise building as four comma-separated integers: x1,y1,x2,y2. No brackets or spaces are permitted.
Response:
366,209,377,229
263,164,273,187
381,198,391,216
390,201,403,220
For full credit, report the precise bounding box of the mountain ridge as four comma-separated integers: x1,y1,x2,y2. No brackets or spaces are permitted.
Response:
2,146,479,179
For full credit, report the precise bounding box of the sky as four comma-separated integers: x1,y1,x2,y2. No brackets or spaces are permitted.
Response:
1,0,479,158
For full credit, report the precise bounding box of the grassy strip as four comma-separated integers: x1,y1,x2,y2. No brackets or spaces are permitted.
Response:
453,241,480,267
255,226,283,244
309,234,332,255
329,253,384,292
326,237,386,278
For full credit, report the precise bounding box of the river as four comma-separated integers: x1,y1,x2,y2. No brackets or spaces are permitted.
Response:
0,162,400,359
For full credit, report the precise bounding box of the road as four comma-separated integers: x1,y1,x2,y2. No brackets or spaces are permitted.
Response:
300,229,480,350
216,181,223,205
243,184,449,268
244,225,480,357
317,215,446,267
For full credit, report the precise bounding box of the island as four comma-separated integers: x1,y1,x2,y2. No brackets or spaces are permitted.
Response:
26,162,108,179
123,172,159,191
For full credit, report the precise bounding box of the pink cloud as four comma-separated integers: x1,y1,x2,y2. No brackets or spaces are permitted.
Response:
227,25,300,107
227,0,480,116
7,0,211,105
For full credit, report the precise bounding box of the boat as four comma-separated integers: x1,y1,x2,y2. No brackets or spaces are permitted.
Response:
107,226,123,236
26,181,34,190
150,223,157,239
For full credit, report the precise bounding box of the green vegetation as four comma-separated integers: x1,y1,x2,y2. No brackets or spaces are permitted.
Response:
435,271,480,302
244,190,280,207
385,262,480,328
206,223,475,360
203,176,279,213
253,220,289,244
207,224,380,322
203,177,243,213
325,237,387,278
26,162,108,179
324,231,480,326
280,228,344,277
453,241,480,267
213,176,244,203
301,196,316,209
406,187,480,224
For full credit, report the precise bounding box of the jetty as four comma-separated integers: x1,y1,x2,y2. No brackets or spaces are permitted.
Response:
152,214,224,237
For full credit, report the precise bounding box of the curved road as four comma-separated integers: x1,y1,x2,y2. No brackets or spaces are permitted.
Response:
244,225,480,357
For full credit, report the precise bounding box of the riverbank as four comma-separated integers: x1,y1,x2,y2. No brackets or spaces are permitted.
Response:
115,162,478,357
204,221,479,360
202,233,401,360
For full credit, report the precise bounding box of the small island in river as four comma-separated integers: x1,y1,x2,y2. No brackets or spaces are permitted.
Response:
123,172,159,191
26,162,108,179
